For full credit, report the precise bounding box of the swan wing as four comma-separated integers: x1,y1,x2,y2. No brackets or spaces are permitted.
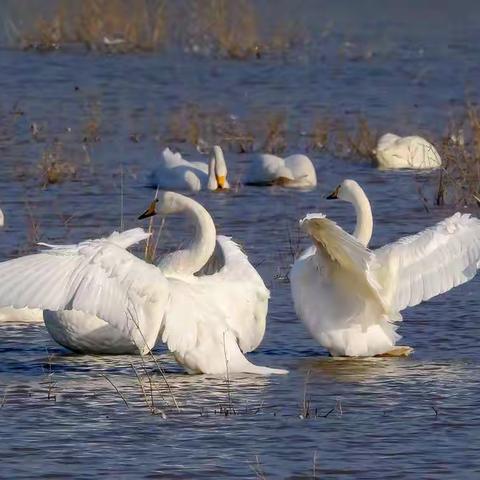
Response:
160,147,184,167
300,213,385,309
0,228,168,351
375,213,480,312
208,236,269,352
163,236,269,355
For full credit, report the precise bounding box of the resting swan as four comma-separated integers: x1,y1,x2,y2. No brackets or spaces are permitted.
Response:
148,146,230,192
245,153,317,188
290,179,480,357
137,191,287,375
374,133,441,169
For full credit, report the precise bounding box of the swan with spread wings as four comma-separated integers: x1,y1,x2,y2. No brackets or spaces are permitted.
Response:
137,192,287,375
290,179,480,357
0,193,286,375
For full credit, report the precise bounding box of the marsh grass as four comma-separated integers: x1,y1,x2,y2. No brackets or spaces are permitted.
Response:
16,0,167,53
435,104,480,206
260,111,287,154
11,0,304,57
38,141,77,187
333,116,378,161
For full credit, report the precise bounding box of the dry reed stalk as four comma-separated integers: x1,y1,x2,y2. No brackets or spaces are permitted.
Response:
100,374,129,408
300,370,311,419
261,112,287,153
250,455,267,480
434,103,480,206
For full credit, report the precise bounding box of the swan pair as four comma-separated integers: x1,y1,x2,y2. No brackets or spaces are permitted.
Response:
0,192,287,376
291,179,480,357
148,146,317,191
374,133,441,169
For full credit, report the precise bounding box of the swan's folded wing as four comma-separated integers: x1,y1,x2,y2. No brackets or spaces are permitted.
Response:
161,236,269,357
208,236,269,352
0,229,168,351
300,213,385,309
375,213,480,312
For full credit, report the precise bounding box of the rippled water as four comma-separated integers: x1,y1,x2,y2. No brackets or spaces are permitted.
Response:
1,2,480,478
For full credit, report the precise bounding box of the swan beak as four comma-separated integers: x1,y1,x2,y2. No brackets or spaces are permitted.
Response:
216,175,226,189
326,185,340,200
138,199,158,220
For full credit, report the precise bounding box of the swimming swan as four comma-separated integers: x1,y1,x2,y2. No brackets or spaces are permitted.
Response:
290,179,480,357
138,191,287,375
148,145,230,192
245,153,317,188
374,133,441,169
0,228,170,354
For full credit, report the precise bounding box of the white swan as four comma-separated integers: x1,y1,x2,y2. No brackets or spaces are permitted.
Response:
245,153,317,188
137,191,287,375
148,146,230,192
374,133,441,169
290,179,480,357
0,228,170,354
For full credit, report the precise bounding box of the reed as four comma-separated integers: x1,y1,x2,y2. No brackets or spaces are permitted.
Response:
38,142,77,187
434,104,480,206
11,0,303,57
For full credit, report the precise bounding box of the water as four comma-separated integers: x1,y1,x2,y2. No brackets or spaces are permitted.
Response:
1,2,480,478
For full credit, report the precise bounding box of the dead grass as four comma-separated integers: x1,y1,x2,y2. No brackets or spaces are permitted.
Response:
333,116,378,160
38,141,77,187
14,0,167,52
11,0,304,57
434,103,480,206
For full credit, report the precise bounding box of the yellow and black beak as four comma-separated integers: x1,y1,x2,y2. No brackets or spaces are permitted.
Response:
216,175,226,189
326,185,340,200
138,199,158,220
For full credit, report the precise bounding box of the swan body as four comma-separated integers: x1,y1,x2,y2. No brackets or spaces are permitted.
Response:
246,153,317,188
374,133,441,169
0,307,43,323
140,191,287,375
43,310,138,354
0,228,170,355
148,146,230,192
291,179,480,357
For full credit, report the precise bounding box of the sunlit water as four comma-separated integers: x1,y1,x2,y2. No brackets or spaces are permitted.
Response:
1,2,480,478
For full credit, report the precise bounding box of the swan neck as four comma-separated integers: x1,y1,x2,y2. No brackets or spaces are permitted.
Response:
160,194,216,275
351,189,373,247
207,157,217,190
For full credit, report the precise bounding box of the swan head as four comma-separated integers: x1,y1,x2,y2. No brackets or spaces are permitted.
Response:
138,191,197,219
326,179,363,203
213,145,229,190
138,198,159,219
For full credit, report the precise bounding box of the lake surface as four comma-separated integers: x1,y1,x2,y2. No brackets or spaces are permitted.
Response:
1,1,480,478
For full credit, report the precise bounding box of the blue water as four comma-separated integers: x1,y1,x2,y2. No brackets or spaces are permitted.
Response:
1,1,480,478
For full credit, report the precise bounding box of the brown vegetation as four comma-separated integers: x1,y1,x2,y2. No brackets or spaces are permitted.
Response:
435,104,480,206
10,0,305,58
38,141,77,187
